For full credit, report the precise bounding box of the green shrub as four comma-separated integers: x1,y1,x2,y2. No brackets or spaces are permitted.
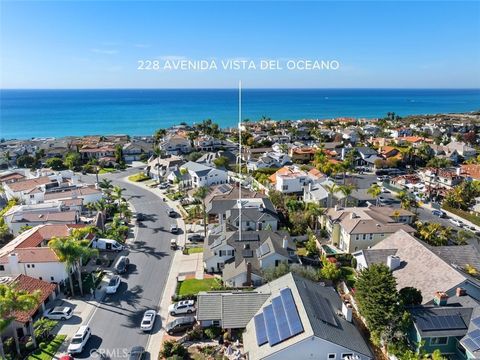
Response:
39,342,47,350
25,341,35,351
160,340,187,359
204,326,222,340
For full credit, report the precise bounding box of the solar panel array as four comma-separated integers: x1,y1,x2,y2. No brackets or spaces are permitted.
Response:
416,315,466,331
254,288,304,347
313,293,338,326
218,184,232,194
473,317,480,328
463,328,480,353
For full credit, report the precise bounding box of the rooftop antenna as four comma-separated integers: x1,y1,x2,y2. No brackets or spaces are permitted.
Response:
238,80,242,242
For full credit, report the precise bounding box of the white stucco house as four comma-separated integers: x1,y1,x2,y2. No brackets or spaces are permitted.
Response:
179,161,228,188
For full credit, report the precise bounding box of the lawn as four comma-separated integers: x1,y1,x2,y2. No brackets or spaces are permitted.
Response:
185,246,204,255
27,335,66,360
128,172,150,182
99,167,116,174
178,278,221,296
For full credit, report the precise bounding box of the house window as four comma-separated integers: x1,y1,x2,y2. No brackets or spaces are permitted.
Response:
362,234,366,240
50,276,54,281
282,185,288,190
212,320,220,327
431,337,448,345
328,355,336,359
27,264,30,268
0,265,4,271
31,264,35,268
39,277,42,280
341,354,353,359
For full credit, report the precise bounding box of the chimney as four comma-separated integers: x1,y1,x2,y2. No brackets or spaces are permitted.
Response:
282,236,288,249
350,212,356,219
456,287,467,297
334,205,339,211
434,291,448,306
387,255,401,271
8,253,20,275
456,167,461,176
245,262,252,286
308,182,312,193
342,301,353,322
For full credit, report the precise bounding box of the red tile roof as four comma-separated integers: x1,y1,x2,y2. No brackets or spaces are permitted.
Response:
16,224,87,248
9,274,56,323
17,210,78,223
6,176,52,192
0,247,59,264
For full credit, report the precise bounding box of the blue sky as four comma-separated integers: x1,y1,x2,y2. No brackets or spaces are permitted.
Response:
1,1,479,88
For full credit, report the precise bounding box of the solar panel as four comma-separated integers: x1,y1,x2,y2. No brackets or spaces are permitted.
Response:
463,338,480,353
280,288,304,335
235,233,259,242
469,329,480,340
264,304,281,346
473,317,480,328
416,315,466,331
272,296,291,340
254,314,268,346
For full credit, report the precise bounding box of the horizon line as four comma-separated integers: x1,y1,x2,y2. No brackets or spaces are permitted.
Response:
1,87,480,91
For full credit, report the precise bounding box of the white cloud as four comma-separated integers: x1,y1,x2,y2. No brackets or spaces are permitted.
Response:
91,48,119,55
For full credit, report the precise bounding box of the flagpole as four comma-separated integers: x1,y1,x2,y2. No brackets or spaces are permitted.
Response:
238,80,242,242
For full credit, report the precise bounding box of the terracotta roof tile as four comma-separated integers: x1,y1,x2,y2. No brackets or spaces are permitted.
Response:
0,247,59,264
9,274,56,323
6,176,52,192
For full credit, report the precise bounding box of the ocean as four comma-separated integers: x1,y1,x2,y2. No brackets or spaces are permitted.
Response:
0,89,479,139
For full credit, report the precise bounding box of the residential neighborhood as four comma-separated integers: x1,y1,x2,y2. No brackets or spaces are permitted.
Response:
2,112,480,360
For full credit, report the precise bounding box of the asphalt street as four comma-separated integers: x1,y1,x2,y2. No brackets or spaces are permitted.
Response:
76,168,178,359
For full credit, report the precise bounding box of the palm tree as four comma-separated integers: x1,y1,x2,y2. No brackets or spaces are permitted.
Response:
153,146,163,182
337,184,357,207
111,185,125,204
49,237,98,296
305,203,325,231
324,183,338,209
118,202,132,220
367,183,382,206
154,128,166,145
396,190,411,210
193,186,209,238
0,283,40,357
98,178,113,195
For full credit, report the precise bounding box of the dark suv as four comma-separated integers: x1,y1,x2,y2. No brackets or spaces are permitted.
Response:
165,316,196,335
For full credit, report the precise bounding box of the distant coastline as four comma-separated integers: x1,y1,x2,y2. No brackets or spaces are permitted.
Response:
1,88,479,140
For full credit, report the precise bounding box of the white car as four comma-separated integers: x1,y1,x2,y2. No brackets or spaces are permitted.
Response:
43,306,73,320
169,300,196,316
67,325,91,354
141,310,156,332
449,218,463,227
106,275,121,294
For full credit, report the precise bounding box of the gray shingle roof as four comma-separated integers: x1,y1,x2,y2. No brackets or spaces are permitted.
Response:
292,274,374,358
197,291,270,329
410,306,473,337
360,249,398,267
429,245,480,271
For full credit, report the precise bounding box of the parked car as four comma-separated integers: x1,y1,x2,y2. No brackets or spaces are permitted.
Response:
114,256,130,274
432,209,446,218
170,224,179,234
449,218,463,227
165,316,196,335
188,233,204,242
158,182,170,189
67,325,91,354
136,213,145,221
167,208,176,217
170,238,177,250
381,187,390,193
44,306,73,320
169,300,196,316
141,310,156,332
128,346,145,360
106,275,121,294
